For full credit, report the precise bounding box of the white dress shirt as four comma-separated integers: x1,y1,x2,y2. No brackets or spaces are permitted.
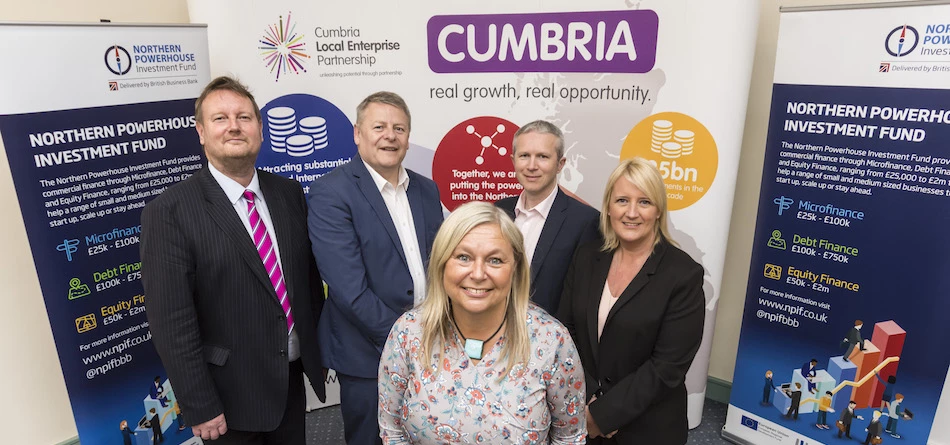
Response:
208,163,299,361
363,161,427,305
513,186,558,265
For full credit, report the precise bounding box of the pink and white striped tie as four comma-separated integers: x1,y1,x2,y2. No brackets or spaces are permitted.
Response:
244,190,294,334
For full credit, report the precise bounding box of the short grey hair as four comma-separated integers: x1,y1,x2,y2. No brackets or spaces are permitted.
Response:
355,91,411,130
512,120,564,159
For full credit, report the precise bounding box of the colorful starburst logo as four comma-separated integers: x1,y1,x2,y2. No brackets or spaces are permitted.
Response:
260,13,309,82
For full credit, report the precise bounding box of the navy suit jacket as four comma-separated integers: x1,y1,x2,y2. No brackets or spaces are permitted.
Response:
496,188,599,315
307,155,443,378
142,168,326,431
149,382,163,400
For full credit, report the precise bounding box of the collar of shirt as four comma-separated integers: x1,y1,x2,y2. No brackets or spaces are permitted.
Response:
363,160,409,193
208,162,262,204
515,185,558,219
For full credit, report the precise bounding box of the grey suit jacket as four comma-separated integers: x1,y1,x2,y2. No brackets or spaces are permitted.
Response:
142,167,326,431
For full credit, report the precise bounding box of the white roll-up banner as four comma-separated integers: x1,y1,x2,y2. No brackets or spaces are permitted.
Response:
189,0,758,427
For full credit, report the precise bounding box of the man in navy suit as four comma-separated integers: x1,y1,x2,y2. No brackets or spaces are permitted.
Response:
149,376,168,407
308,92,443,445
800,359,818,393
495,120,599,315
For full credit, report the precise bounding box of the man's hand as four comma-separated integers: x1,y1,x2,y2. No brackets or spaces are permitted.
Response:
192,414,227,441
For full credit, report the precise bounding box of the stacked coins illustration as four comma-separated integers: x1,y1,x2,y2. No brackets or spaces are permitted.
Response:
674,130,695,155
651,119,673,154
267,107,297,153
285,135,315,157
661,141,682,159
299,116,329,151
650,119,696,159
266,107,331,157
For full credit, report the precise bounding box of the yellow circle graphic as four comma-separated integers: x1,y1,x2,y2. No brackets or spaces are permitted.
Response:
620,112,718,210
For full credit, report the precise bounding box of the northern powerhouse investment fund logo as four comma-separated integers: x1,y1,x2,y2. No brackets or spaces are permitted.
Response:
885,25,919,57
105,45,132,75
881,23,950,63
427,10,658,73
102,42,199,90
259,12,310,82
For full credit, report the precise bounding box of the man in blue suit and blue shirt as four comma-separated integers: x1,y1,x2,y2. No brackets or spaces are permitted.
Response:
496,120,600,315
308,92,443,444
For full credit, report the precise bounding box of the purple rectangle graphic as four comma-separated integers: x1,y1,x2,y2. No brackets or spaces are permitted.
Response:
427,10,658,73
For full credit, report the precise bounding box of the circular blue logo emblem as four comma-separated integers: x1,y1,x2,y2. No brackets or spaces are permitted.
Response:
885,25,919,57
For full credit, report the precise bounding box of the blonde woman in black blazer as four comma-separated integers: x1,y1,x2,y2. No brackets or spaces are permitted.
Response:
557,158,704,444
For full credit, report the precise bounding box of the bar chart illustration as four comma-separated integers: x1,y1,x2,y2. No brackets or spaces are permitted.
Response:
769,320,906,417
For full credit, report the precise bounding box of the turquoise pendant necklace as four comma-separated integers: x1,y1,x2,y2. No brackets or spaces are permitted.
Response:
450,310,507,360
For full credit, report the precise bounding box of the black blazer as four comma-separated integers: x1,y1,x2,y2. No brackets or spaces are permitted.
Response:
496,188,600,314
558,238,704,445
142,167,326,431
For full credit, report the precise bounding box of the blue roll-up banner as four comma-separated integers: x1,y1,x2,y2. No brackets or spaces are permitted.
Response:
723,4,950,445
0,23,209,444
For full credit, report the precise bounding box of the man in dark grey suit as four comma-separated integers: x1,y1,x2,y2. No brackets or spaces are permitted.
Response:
838,400,863,438
142,76,326,444
496,120,599,315
843,319,866,361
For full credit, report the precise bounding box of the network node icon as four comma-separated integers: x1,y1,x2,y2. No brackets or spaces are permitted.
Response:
466,123,508,165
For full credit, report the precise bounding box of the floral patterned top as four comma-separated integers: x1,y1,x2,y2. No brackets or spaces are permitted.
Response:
378,306,587,444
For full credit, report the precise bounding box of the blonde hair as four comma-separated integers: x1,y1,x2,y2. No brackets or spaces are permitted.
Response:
418,201,530,375
600,158,676,251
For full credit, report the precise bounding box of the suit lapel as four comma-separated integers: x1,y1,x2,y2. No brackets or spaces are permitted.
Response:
497,198,516,219
587,248,611,366
197,168,279,302
406,175,429,260
530,189,568,282
603,240,669,327
349,157,408,266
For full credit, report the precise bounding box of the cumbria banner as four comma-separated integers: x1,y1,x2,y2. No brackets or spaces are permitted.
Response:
189,0,758,426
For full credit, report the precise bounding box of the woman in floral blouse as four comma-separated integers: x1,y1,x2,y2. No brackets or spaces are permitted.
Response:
378,201,587,444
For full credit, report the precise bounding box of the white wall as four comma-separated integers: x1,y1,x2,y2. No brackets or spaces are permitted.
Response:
0,3,189,444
